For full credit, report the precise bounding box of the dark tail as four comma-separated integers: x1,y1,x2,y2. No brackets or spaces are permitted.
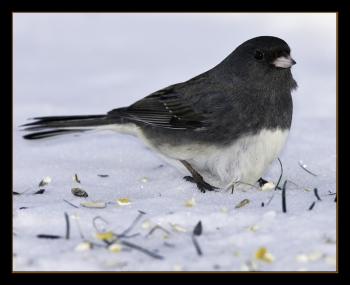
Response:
21,114,111,140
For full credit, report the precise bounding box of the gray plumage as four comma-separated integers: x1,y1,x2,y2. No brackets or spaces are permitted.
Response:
22,36,297,192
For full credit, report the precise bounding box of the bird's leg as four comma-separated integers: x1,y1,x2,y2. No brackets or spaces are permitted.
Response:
180,160,218,193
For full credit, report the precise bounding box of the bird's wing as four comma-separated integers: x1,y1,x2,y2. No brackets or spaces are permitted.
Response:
107,84,211,130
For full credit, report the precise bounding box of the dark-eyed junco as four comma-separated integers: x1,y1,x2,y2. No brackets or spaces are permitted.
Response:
22,36,297,192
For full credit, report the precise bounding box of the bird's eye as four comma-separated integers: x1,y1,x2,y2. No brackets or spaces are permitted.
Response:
254,50,264,60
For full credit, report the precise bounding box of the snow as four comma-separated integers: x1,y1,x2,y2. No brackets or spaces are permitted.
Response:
13,13,336,271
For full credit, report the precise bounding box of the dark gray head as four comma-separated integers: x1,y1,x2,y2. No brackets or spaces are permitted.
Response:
217,36,297,90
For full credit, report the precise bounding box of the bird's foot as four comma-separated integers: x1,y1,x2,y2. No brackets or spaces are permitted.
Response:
257,177,269,187
183,175,218,193
180,160,219,193
258,177,282,190
196,179,218,193
183,176,195,183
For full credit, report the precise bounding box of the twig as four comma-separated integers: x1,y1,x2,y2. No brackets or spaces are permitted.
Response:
275,158,283,191
282,180,287,213
63,199,79,208
118,210,146,238
192,237,202,256
308,201,316,211
264,158,284,207
37,234,62,239
120,240,164,260
192,221,203,256
313,188,322,201
298,161,317,176
146,225,170,238
92,216,109,232
64,212,70,240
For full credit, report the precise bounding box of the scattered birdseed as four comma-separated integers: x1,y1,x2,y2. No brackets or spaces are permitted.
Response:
220,206,228,213
263,210,277,220
235,199,250,209
170,223,187,233
185,197,196,207
140,177,149,183
325,255,336,266
141,220,152,229
248,224,260,232
296,254,309,263
108,243,122,253
80,201,106,208
71,187,88,198
308,251,323,261
95,231,115,242
255,247,275,263
173,264,183,271
117,198,131,206
38,176,52,187
261,182,276,191
75,241,92,251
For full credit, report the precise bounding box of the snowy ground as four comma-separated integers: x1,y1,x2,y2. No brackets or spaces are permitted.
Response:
13,13,336,271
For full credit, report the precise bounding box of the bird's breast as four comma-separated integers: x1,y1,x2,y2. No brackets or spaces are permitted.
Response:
153,128,289,190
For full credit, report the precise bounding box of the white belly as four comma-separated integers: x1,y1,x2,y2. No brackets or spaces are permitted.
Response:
104,123,289,191
154,129,289,190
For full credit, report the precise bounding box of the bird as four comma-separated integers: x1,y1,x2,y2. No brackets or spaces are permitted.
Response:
22,36,297,193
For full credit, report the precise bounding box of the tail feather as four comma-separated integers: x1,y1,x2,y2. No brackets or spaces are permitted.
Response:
23,129,89,140
21,114,110,140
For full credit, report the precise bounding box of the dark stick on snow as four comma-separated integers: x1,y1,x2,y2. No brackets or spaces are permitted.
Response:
275,158,283,191
92,216,109,232
308,201,316,211
120,240,164,260
37,234,62,239
146,225,170,238
119,210,146,238
298,161,317,176
64,212,70,240
74,174,81,183
192,236,202,256
192,221,203,256
313,188,322,201
13,191,20,195
63,199,79,208
34,189,45,195
264,158,284,207
282,180,287,213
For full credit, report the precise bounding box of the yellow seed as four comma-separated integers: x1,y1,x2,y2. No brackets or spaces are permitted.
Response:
96,231,114,241
80,201,106,208
185,197,196,207
108,243,122,253
117,198,131,205
235,199,250,209
255,247,275,263
75,241,92,251
170,223,187,233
